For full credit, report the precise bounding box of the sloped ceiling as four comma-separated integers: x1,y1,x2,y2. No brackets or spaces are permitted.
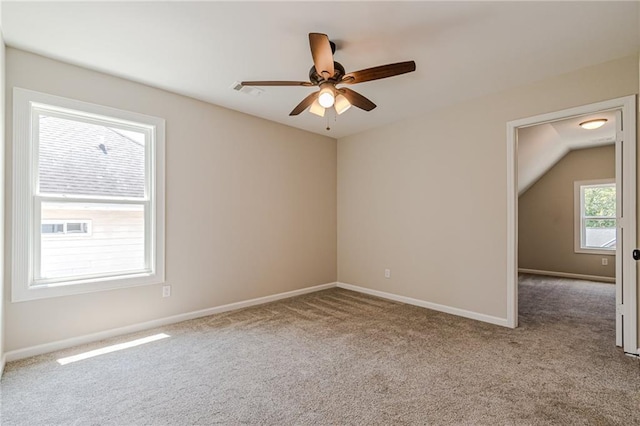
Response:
518,111,617,195
1,2,639,138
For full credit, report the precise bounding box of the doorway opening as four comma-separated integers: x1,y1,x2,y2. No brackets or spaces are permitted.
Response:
506,96,637,354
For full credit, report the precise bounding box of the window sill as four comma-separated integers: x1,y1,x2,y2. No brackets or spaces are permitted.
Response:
12,271,164,303
574,248,616,256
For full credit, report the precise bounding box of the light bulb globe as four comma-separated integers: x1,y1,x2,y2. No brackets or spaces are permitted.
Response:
318,88,335,108
309,99,325,117
334,94,351,115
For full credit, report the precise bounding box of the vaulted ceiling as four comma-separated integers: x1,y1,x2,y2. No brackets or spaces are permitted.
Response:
518,111,617,194
2,1,639,138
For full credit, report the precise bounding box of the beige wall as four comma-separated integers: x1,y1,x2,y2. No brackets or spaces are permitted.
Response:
2,48,639,353
4,48,337,352
518,145,615,278
338,55,638,320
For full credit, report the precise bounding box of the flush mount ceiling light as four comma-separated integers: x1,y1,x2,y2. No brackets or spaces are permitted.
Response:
240,32,416,119
579,118,608,130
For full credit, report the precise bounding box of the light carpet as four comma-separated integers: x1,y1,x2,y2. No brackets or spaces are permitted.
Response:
1,275,639,425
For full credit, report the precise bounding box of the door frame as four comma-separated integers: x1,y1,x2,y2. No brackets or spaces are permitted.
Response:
506,95,637,354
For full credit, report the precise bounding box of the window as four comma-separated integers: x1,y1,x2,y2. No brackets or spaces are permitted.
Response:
12,88,165,301
41,223,64,234
41,220,91,235
66,222,89,234
574,179,616,255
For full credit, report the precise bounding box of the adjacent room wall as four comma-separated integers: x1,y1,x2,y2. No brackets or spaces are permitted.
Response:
518,145,615,279
337,55,638,321
4,48,337,352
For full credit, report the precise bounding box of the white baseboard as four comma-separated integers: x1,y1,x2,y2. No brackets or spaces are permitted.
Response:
518,268,615,283
4,282,337,363
5,279,514,363
0,353,5,378
336,282,509,327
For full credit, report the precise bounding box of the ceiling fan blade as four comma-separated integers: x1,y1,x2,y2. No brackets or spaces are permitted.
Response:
309,33,335,79
338,88,376,111
341,61,416,85
289,92,319,116
241,81,314,87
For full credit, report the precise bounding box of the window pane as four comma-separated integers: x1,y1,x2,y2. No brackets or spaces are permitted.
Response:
583,185,615,217
42,223,63,234
584,219,616,249
66,222,87,233
40,202,145,280
38,115,146,198
580,183,616,251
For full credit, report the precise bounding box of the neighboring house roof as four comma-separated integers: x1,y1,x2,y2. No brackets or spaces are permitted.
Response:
39,115,145,198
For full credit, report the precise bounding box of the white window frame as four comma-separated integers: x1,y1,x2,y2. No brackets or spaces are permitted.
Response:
12,88,165,302
574,178,616,255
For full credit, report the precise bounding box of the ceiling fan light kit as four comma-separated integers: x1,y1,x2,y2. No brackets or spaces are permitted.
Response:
241,32,416,123
309,99,325,117
334,94,351,115
318,84,335,108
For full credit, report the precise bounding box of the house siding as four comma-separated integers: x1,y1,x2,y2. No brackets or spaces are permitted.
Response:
40,207,144,279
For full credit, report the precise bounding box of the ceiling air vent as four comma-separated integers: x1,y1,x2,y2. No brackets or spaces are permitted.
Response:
231,82,263,97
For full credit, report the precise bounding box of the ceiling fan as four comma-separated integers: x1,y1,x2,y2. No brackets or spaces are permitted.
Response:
241,33,416,117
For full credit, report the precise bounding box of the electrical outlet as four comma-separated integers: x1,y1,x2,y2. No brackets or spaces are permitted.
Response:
162,285,171,298
384,269,391,279
602,258,608,266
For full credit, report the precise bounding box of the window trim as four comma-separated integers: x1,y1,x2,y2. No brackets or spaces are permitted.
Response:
574,178,616,256
12,87,165,302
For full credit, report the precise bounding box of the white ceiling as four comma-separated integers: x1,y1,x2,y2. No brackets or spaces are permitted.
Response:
2,1,639,139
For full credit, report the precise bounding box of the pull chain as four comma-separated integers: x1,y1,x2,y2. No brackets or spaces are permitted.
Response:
326,108,338,131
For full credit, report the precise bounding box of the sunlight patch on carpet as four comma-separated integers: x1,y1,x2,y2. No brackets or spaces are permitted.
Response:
57,333,171,365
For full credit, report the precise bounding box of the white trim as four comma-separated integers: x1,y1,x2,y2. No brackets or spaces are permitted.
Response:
506,95,637,354
506,119,518,328
614,108,623,347
0,354,6,378
619,99,637,354
5,280,519,363
518,268,615,284
337,282,510,327
4,282,337,362
11,87,166,302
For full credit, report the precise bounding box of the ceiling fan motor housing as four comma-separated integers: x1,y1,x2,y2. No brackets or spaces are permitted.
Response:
309,61,346,85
